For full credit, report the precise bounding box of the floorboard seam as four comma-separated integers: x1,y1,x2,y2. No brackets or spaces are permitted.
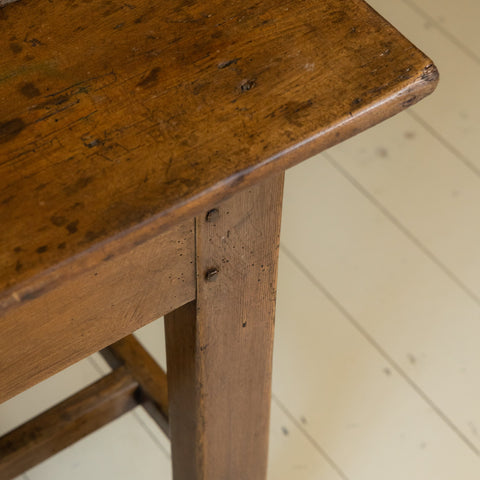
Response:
280,243,480,457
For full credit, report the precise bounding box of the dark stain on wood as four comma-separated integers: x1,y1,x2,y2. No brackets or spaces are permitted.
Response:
64,177,94,195
9,42,22,54
36,245,48,254
0,118,25,144
83,230,103,243
328,9,348,24
50,215,67,227
270,99,314,127
1,195,14,205
66,220,79,234
19,82,41,98
136,67,162,88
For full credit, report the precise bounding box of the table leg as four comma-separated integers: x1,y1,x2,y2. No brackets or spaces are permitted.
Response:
165,173,284,480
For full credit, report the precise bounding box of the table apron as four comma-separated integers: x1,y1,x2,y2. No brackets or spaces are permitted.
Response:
0,220,195,404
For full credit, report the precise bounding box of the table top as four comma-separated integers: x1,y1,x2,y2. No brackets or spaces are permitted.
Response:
0,0,437,298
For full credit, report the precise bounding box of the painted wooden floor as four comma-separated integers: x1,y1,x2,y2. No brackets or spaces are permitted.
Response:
1,0,480,478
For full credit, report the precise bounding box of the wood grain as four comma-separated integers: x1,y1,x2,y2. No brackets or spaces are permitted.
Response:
101,334,169,435
0,0,438,296
0,220,194,404
1,336,172,479
165,174,284,479
0,367,139,480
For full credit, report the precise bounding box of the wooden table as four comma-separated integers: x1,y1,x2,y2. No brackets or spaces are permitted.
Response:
0,0,438,478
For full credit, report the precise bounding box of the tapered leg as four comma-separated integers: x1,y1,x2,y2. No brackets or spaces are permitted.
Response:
165,173,284,480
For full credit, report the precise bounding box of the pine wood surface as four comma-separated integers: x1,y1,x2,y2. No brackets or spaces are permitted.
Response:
0,220,194,404
3,0,470,477
0,367,139,480
101,335,169,434
165,174,284,479
0,0,438,298
0,334,172,479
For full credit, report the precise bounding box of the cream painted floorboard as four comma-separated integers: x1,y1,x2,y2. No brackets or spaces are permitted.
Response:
273,252,480,479
329,111,480,296
327,113,480,448
2,0,480,478
369,0,480,173
400,0,480,62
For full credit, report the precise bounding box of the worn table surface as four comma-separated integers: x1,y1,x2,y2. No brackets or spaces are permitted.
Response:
0,0,438,299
